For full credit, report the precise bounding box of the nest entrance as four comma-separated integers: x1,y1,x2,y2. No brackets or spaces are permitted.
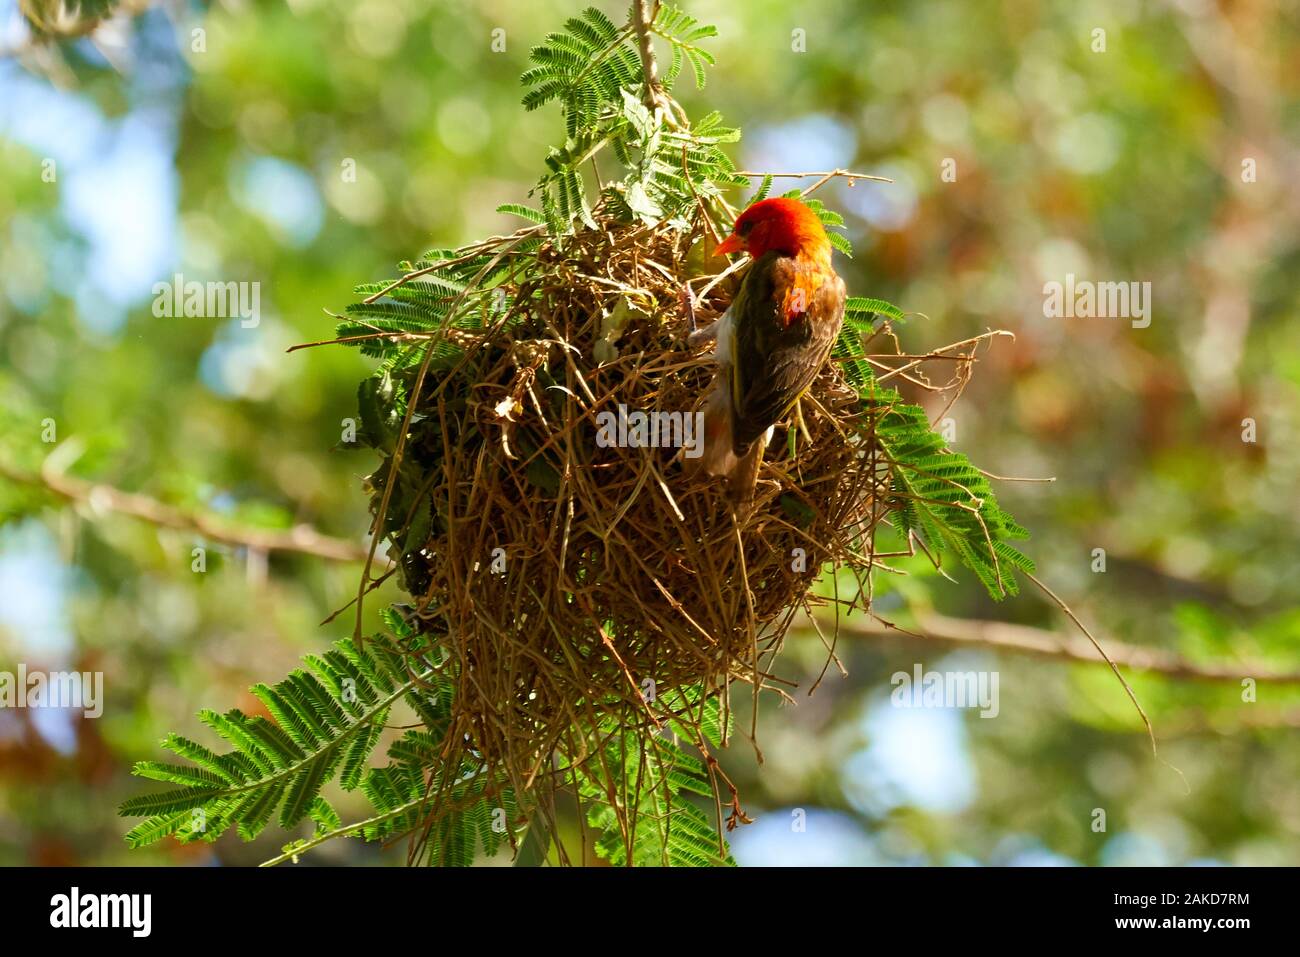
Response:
368,215,896,801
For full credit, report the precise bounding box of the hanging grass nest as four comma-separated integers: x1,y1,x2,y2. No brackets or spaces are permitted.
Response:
357,213,880,776
341,198,1031,835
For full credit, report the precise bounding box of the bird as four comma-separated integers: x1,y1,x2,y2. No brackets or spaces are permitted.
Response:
688,197,847,498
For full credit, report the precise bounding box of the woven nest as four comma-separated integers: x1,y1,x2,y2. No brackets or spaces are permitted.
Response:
366,214,895,792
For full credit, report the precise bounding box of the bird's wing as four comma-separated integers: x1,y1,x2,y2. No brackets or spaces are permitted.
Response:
730,254,846,452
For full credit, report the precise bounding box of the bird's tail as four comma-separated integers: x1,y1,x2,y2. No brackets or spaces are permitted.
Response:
689,379,765,500
727,437,765,501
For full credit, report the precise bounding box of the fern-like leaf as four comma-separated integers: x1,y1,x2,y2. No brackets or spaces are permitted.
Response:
120,636,436,848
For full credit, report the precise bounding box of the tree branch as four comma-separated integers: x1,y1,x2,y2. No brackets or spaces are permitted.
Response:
0,460,370,564
837,610,1300,685
632,0,679,126
8,455,1289,685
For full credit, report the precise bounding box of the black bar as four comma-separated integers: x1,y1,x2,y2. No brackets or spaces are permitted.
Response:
0,865,1279,942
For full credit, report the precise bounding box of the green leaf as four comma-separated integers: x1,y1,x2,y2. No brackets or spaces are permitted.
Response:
120,637,433,851
845,296,905,325
496,203,546,224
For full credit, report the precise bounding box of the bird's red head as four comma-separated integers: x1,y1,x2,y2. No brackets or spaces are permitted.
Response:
714,197,831,263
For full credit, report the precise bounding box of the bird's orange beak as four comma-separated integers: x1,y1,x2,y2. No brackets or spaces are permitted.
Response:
714,232,745,256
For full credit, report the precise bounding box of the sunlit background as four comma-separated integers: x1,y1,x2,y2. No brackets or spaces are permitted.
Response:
1,0,1297,866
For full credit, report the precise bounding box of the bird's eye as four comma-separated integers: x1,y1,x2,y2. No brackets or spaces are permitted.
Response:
737,219,755,237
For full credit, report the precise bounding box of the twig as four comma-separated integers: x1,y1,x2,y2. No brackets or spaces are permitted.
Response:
735,169,894,200
736,170,894,183
632,0,679,127
841,609,1300,685
0,459,370,563
1023,573,1159,759
974,469,1057,483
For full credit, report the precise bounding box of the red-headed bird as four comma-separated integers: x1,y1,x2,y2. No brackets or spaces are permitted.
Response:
690,197,847,497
